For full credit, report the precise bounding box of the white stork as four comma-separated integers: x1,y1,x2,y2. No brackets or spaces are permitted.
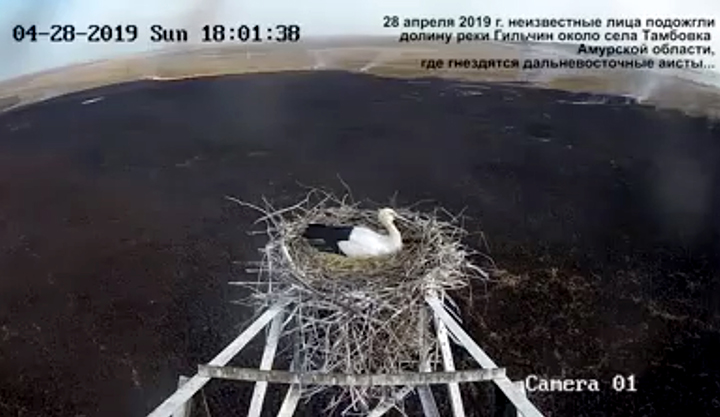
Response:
302,208,404,258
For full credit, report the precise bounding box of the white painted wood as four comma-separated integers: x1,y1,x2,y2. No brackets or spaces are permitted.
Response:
146,303,287,417
514,381,528,417
417,350,440,417
198,366,505,385
417,385,440,417
248,312,285,417
436,317,466,417
276,384,301,417
172,376,192,417
426,295,544,417
367,386,414,417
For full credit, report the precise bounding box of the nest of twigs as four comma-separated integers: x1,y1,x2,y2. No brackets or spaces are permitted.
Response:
228,190,490,415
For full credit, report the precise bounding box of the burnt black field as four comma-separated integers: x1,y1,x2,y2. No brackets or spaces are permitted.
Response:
0,71,719,417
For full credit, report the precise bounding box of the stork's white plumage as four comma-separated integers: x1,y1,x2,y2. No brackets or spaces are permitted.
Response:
302,208,403,258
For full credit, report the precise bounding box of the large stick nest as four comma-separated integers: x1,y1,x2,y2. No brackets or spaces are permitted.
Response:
229,190,491,415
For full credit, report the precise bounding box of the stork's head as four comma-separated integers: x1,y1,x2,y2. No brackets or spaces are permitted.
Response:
378,207,400,225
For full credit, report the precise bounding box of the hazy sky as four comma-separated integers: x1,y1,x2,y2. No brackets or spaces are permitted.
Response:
1,0,718,80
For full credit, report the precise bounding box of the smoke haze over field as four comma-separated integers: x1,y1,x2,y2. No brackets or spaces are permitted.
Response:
0,0,719,82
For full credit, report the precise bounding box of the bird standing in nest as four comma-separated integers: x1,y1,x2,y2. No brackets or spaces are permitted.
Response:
302,208,405,258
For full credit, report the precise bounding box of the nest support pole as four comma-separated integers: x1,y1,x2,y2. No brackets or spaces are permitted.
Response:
146,302,289,417
277,383,302,417
425,293,545,417
172,376,192,417
437,319,466,417
147,296,545,417
248,311,285,417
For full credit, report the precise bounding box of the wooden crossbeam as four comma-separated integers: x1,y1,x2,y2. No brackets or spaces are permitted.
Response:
198,365,506,386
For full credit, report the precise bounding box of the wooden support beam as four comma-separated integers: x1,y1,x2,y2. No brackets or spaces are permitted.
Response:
146,302,288,417
514,381,528,417
417,305,440,417
435,311,466,417
426,295,544,417
172,376,192,417
198,365,506,386
417,385,440,417
276,384,302,417
367,386,414,417
248,312,285,417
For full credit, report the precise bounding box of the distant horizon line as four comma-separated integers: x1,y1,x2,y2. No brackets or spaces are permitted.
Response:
0,34,399,83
